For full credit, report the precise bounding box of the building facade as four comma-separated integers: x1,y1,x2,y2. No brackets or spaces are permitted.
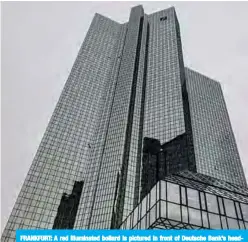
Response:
2,5,248,241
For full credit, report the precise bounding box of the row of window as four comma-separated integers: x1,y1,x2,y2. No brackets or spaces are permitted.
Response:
121,180,248,229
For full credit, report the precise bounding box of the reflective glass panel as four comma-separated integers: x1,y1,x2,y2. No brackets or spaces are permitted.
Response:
150,186,156,208
126,215,131,229
181,187,186,205
182,206,188,223
245,222,248,229
133,206,139,226
221,216,227,229
167,182,180,204
141,197,147,218
150,205,156,225
218,197,224,215
209,213,221,229
200,192,206,210
161,181,166,200
168,202,181,221
202,211,209,228
239,220,245,229
240,203,248,221
160,201,166,218
235,202,242,220
157,201,160,218
140,216,146,229
206,193,218,213
188,208,201,226
224,199,236,218
187,188,200,209
227,218,239,229
147,193,150,210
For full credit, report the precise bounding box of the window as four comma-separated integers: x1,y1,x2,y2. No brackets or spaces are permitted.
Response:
168,203,181,221
160,16,167,21
209,214,221,229
189,208,201,226
161,181,166,200
133,206,139,226
150,206,156,225
167,182,180,203
227,218,239,229
224,199,236,218
240,203,248,221
206,193,218,213
187,188,200,209
182,206,188,223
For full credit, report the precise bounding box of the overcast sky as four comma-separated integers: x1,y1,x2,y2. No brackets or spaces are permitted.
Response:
1,1,248,232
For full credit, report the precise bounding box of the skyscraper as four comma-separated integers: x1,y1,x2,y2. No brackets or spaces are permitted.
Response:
2,4,248,240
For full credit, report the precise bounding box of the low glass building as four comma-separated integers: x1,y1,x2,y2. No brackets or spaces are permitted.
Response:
121,172,248,229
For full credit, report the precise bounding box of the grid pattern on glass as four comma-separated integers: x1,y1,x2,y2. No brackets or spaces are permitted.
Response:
166,171,248,204
88,6,145,229
74,20,127,230
122,14,149,222
185,68,247,188
1,13,122,241
178,170,248,197
120,180,248,230
53,181,84,229
143,7,185,144
140,131,195,202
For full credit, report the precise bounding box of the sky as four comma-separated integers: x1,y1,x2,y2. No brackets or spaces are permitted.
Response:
1,1,248,232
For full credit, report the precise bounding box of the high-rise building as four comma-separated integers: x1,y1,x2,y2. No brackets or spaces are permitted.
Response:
2,5,248,240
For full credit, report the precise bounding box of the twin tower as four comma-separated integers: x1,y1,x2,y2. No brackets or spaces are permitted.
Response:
2,5,248,241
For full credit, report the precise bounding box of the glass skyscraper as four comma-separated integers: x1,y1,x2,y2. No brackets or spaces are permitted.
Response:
2,5,248,241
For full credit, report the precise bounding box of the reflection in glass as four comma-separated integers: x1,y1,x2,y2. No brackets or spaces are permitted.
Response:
157,201,160,218
141,197,147,218
240,203,248,221
140,216,146,229
160,201,166,218
147,193,151,211
167,182,180,203
181,187,186,205
221,216,227,229
227,218,239,229
182,206,188,223
206,194,218,213
200,192,206,210
218,197,224,215
238,220,245,229
150,205,156,225
126,215,131,229
235,202,242,220
187,188,199,209
224,199,236,218
168,203,181,221
150,187,156,208
188,208,201,226
157,183,159,202
209,213,221,229
133,206,139,226
161,181,166,200
202,211,209,228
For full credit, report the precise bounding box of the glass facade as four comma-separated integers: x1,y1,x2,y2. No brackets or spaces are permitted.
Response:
185,68,247,187
120,175,248,229
2,5,248,241
144,8,186,145
2,13,124,240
